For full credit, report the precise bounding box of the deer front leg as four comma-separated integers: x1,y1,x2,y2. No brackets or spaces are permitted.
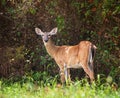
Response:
59,64,71,84
64,64,68,82
59,65,70,84
64,64,71,83
67,68,71,82
59,65,65,84
60,69,65,84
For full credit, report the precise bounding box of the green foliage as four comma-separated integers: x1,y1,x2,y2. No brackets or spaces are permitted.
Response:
0,77,120,98
29,7,37,15
46,0,57,15
1,0,6,6
55,15,65,32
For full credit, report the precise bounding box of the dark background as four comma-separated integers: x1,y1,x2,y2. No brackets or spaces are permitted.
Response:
0,0,120,85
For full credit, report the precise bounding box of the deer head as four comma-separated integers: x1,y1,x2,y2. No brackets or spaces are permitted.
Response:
35,27,58,43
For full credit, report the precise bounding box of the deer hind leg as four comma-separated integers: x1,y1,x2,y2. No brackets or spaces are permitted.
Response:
82,64,94,82
88,60,94,82
82,45,95,82
89,68,94,82
88,46,95,82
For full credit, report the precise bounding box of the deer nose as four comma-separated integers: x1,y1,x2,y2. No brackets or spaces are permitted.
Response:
44,39,48,42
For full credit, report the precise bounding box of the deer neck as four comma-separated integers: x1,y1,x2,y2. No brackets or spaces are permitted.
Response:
43,39,57,58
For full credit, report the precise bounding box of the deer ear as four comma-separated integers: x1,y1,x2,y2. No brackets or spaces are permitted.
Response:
50,27,58,35
35,27,44,35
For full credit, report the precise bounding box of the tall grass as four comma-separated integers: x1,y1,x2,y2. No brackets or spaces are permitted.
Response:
0,76,120,98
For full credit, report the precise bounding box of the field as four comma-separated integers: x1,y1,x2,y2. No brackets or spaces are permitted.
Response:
0,77,120,98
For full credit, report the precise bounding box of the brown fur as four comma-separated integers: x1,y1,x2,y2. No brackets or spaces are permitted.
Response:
44,39,96,83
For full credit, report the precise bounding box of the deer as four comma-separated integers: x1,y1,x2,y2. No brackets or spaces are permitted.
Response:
35,27,97,84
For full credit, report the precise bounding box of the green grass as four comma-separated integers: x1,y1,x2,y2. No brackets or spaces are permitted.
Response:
0,79,120,98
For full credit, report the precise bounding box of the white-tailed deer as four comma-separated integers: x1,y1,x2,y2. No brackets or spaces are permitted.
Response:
35,27,97,83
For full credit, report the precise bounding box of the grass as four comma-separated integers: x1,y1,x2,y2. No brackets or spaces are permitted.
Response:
0,78,120,98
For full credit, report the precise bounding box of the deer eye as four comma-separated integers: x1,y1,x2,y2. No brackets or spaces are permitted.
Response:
48,34,51,37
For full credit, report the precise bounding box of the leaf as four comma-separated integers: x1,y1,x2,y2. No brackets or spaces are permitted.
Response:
29,8,36,15
1,0,6,6
88,0,93,3
91,7,97,12
97,32,102,36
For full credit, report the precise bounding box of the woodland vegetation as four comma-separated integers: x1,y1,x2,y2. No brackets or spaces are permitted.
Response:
0,0,120,97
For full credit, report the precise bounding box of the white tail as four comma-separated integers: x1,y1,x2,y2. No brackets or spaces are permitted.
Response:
35,27,97,83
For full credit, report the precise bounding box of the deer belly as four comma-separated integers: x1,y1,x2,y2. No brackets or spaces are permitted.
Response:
66,57,83,68
67,63,83,68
